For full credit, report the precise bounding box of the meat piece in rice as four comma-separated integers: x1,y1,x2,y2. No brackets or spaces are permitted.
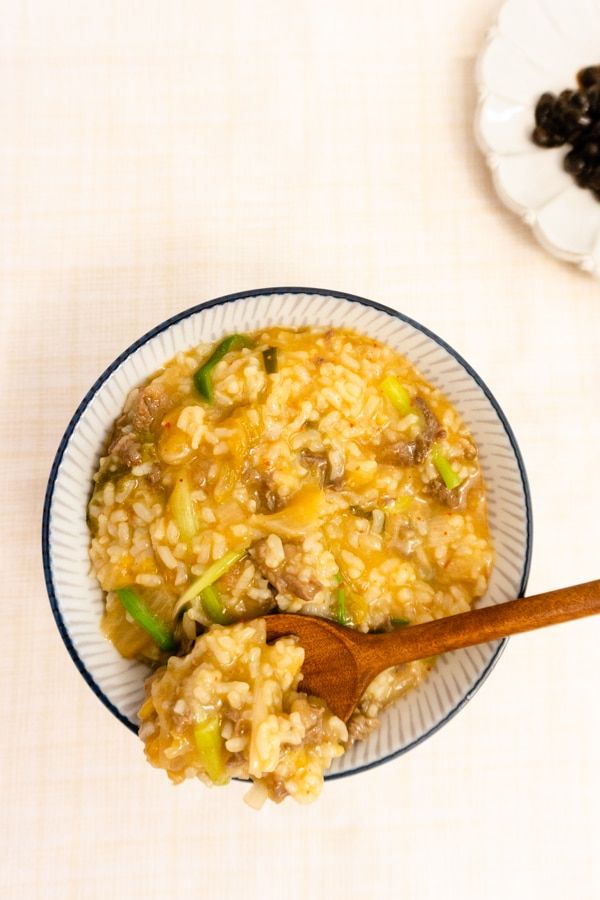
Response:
108,431,142,468
147,464,162,485
299,448,345,489
262,774,290,804
347,713,379,746
132,382,169,433
299,449,328,486
379,396,445,466
251,538,324,603
243,463,285,513
424,472,477,509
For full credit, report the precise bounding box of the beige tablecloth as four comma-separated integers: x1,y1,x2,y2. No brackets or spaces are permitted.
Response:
2,1,600,897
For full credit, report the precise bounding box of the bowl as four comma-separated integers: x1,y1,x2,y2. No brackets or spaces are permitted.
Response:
42,287,532,780
476,0,600,274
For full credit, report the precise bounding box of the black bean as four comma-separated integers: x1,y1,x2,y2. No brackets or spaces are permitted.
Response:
570,91,590,113
534,92,558,128
559,89,576,104
586,86,600,116
587,120,600,141
577,66,600,89
583,141,600,161
532,126,565,148
564,149,586,175
585,167,600,190
575,169,592,187
532,65,600,201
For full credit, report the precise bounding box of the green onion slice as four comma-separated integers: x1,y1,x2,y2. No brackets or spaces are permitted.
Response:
193,716,229,785
333,571,350,625
168,472,198,542
431,444,462,490
116,587,176,652
200,584,232,625
380,377,412,417
194,334,255,403
176,544,249,614
262,347,278,374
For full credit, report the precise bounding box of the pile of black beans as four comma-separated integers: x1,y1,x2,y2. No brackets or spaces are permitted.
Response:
532,66,600,199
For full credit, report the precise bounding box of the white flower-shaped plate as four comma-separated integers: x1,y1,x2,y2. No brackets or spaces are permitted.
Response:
476,0,600,274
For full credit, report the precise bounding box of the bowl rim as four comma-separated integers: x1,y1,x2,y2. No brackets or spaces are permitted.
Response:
42,286,533,779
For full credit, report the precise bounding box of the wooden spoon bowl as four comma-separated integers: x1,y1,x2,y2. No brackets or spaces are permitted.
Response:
265,579,600,722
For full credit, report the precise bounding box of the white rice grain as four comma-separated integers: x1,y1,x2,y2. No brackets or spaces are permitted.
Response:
135,574,162,587
166,521,180,545
133,502,154,523
156,545,178,569
212,533,227,560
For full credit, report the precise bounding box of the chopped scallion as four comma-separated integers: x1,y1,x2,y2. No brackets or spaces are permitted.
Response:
380,377,412,416
262,347,278,374
176,544,249,612
334,571,349,625
168,472,198,541
200,584,232,625
194,334,255,403
116,587,176,652
193,716,229,785
431,444,462,490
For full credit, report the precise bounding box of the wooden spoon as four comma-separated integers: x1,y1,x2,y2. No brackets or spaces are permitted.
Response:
265,579,600,722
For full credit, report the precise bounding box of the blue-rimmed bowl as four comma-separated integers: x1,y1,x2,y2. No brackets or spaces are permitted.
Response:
42,288,532,780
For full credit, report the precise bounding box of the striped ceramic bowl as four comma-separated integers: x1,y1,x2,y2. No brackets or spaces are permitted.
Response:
42,288,532,780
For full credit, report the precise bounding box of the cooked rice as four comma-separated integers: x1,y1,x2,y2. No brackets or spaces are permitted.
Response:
88,326,494,804
140,620,346,803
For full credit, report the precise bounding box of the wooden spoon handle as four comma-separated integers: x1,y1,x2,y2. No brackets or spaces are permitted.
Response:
364,580,600,672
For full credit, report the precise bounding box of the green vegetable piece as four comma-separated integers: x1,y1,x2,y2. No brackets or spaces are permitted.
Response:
390,617,411,627
168,472,198,542
193,716,230,785
194,334,255,403
116,587,176,652
177,545,249,611
334,571,349,625
200,584,232,625
381,376,412,416
335,586,348,625
262,346,278,374
431,444,462,490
